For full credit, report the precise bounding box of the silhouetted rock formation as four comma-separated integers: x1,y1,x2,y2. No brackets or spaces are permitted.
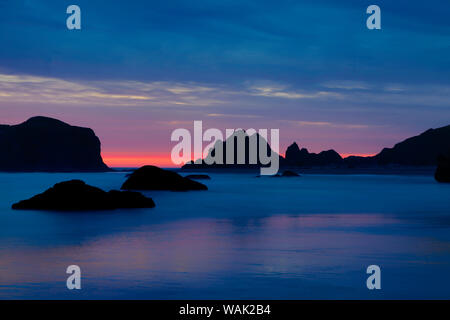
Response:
285,125,450,169
122,165,207,191
435,155,450,183
12,180,155,211
0,116,109,172
182,130,284,170
285,142,343,167
185,174,211,180
372,125,450,166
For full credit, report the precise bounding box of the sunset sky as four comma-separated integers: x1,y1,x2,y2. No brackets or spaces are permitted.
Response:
1,0,449,167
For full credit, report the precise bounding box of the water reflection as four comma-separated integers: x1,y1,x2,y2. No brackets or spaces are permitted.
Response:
1,213,449,299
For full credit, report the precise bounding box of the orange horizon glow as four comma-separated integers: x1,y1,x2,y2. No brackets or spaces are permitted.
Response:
102,152,176,168
340,153,376,158
103,151,377,168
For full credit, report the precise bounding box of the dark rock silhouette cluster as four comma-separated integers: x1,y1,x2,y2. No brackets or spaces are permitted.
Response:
3,116,449,175
122,165,207,191
435,155,450,183
285,125,450,168
182,124,450,171
12,180,155,211
11,164,210,212
0,117,109,172
6,115,450,213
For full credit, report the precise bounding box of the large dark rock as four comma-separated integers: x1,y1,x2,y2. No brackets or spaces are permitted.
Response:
285,142,343,167
122,165,207,191
182,130,285,170
284,124,450,168
12,180,155,211
435,155,450,183
373,125,450,166
0,116,109,172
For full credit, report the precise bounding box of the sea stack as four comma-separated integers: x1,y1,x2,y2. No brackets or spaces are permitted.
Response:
182,129,285,170
0,116,109,172
285,142,342,167
122,165,208,191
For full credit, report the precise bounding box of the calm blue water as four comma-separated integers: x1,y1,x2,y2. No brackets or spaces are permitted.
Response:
0,171,449,299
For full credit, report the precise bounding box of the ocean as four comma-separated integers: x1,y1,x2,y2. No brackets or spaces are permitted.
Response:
0,171,449,299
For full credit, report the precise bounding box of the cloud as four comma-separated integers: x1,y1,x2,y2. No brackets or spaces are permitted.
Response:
322,80,370,90
157,120,194,125
383,84,408,92
345,84,450,108
248,83,342,100
287,120,370,129
207,113,262,118
0,74,225,107
1,73,449,120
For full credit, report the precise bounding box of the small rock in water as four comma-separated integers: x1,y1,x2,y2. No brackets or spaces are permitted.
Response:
121,165,208,191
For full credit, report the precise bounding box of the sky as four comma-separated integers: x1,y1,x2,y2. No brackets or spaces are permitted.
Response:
0,0,449,167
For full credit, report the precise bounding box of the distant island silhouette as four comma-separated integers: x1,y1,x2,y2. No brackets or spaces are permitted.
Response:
344,124,450,167
183,125,450,172
0,116,109,172
3,116,449,181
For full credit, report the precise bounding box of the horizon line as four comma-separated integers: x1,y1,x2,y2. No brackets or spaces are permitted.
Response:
102,152,377,168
